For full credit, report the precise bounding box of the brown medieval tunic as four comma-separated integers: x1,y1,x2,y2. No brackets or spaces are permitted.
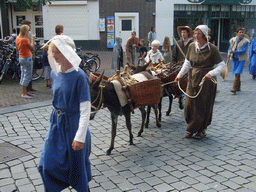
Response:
185,42,222,133
172,39,194,63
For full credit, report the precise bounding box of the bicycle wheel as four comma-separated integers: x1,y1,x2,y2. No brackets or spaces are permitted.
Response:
86,59,97,72
92,55,101,71
32,68,44,81
0,72,4,84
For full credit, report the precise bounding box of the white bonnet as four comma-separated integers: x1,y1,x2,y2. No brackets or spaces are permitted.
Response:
195,25,209,42
43,35,81,75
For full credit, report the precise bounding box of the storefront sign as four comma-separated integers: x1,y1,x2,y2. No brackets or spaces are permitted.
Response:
107,16,114,49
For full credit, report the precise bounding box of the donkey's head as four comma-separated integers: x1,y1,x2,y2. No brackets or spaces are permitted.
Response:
90,71,105,120
126,60,152,74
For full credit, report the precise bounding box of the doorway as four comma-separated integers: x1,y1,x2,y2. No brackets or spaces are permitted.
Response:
211,19,230,52
115,12,139,51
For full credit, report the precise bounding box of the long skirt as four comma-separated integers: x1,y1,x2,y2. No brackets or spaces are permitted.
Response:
39,109,91,192
185,68,217,133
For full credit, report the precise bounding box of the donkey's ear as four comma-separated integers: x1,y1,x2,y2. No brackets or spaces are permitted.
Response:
126,62,136,71
92,71,104,89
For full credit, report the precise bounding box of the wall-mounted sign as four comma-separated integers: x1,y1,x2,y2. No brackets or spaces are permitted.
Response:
107,16,114,48
99,18,105,32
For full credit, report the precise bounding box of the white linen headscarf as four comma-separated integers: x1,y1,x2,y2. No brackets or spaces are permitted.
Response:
43,35,81,75
195,25,210,50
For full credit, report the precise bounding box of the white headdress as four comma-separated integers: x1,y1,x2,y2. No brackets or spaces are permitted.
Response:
43,35,81,75
195,25,210,50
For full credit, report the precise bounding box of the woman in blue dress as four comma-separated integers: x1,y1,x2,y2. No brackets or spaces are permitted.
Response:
249,36,256,80
228,27,249,94
39,35,91,192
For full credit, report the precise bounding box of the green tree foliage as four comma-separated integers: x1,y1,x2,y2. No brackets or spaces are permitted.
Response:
0,0,51,9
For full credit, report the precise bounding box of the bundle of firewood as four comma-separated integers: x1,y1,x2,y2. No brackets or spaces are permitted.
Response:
108,66,137,86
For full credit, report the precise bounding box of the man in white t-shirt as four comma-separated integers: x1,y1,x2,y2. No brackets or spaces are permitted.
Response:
147,26,156,49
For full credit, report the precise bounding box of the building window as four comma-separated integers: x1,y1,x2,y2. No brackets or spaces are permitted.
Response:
174,4,208,38
35,15,43,38
16,16,26,26
122,20,132,31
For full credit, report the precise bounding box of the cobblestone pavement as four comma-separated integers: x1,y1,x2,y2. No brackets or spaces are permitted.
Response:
1,53,256,192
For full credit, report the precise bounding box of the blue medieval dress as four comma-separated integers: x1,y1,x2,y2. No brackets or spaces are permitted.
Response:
228,38,249,75
39,68,91,192
249,38,256,76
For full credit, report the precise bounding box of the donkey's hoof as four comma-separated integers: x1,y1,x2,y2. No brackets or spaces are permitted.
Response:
166,111,171,116
138,131,143,137
129,140,134,145
157,123,161,128
106,149,112,155
145,123,149,128
158,117,162,122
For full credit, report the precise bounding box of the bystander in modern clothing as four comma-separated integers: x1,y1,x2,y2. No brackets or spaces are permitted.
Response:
138,39,147,66
42,45,51,87
16,25,35,99
148,26,157,49
126,31,139,65
162,36,172,64
4,28,17,45
21,20,36,92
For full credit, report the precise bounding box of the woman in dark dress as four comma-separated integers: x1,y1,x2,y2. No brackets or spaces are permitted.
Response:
175,25,225,139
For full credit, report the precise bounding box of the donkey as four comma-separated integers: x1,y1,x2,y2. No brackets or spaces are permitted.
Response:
90,72,161,155
126,62,184,127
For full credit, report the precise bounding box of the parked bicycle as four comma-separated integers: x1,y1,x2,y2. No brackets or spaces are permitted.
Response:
86,52,101,70
76,47,100,74
32,39,44,81
0,44,21,84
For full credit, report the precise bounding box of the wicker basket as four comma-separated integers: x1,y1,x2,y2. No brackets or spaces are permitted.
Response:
89,72,109,83
129,78,161,106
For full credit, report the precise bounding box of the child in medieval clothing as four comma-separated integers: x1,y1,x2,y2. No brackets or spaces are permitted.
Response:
42,45,52,88
145,40,164,64
138,39,147,66
39,35,92,192
112,36,123,71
